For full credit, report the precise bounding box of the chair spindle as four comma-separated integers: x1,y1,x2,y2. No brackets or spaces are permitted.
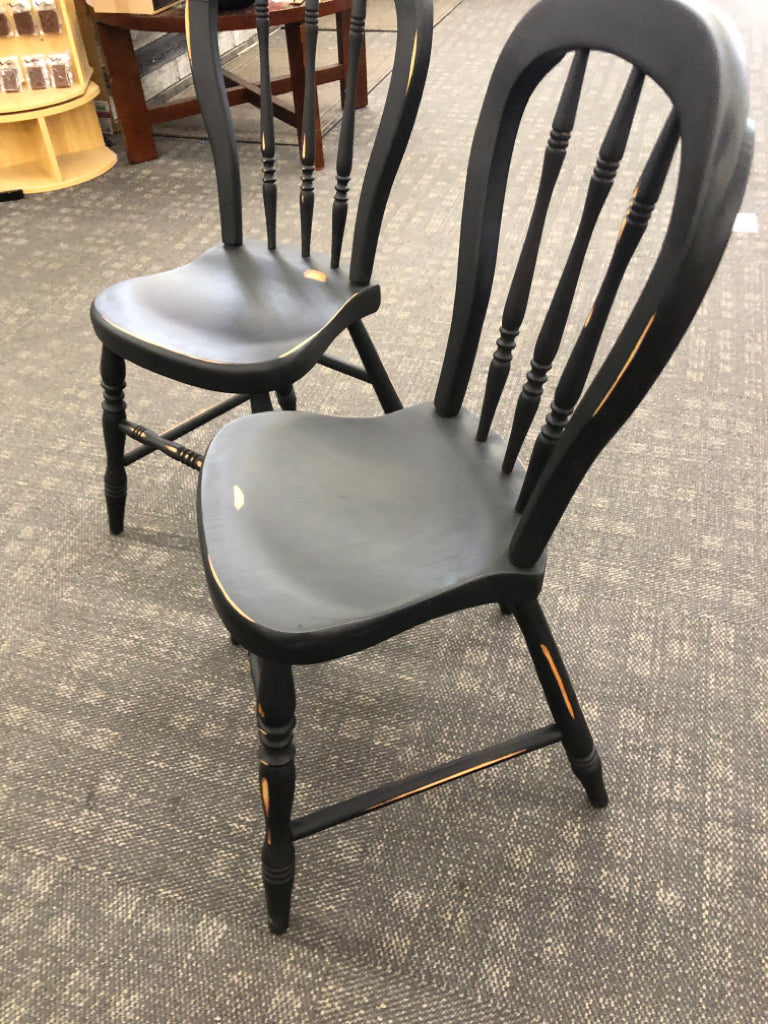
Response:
300,0,320,258
331,0,367,269
255,0,277,250
515,111,680,508
502,66,645,470
476,50,588,443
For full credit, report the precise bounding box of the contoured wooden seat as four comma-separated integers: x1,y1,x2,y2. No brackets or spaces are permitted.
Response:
196,0,752,932
91,0,433,534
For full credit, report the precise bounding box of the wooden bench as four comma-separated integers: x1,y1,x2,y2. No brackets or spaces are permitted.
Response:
92,0,368,167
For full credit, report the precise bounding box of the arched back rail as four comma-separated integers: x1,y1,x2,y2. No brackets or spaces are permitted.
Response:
187,0,432,274
432,0,752,569
188,0,243,247
349,0,433,286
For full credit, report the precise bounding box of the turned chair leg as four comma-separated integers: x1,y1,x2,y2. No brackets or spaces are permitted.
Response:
513,600,608,808
100,347,128,535
251,654,296,934
250,393,274,413
275,386,297,411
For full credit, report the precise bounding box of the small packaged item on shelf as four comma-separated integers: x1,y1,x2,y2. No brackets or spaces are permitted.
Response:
0,4,15,38
47,51,72,88
10,0,37,34
34,0,60,34
23,53,49,89
0,56,22,92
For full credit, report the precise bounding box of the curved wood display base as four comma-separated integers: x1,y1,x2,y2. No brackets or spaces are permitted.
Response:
0,81,117,194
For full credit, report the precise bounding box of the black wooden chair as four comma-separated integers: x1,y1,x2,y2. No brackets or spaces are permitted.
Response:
196,0,752,932
91,0,433,534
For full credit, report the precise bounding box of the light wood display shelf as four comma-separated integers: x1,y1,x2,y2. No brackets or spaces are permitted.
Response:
1,0,116,191
0,80,116,191
0,0,90,113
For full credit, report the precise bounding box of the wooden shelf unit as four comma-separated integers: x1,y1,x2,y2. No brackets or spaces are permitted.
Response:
1,80,116,191
1,0,116,191
0,0,91,112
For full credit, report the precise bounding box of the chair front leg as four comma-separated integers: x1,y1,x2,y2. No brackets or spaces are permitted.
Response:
100,347,128,535
513,599,608,808
251,654,296,934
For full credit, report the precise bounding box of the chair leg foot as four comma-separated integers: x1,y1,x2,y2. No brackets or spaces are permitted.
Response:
568,746,609,807
251,655,296,933
263,857,295,934
276,386,297,411
100,347,128,535
105,482,127,536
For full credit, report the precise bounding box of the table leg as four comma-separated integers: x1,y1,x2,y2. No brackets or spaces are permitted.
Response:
96,21,158,164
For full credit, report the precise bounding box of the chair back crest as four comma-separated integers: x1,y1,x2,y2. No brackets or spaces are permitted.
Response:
433,0,752,568
186,0,433,284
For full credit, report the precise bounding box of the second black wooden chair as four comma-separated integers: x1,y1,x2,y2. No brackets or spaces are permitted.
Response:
91,0,433,534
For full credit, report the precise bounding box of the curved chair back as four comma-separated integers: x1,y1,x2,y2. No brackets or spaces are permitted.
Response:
433,0,752,568
186,0,433,284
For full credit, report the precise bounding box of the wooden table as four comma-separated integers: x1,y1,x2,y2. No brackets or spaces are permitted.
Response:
93,0,368,167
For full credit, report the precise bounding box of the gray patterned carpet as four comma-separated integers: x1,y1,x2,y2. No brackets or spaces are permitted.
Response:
1,1,767,1021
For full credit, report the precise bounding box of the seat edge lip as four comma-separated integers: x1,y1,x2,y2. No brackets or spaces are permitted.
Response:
203,563,546,666
89,284,382,392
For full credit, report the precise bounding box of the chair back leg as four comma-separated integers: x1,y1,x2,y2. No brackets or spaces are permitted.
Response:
250,393,274,414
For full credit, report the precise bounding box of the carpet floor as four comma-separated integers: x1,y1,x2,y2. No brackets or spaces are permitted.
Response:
1,1,766,1022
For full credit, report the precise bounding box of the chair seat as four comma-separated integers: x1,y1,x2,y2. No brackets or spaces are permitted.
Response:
91,241,381,393
198,403,546,662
